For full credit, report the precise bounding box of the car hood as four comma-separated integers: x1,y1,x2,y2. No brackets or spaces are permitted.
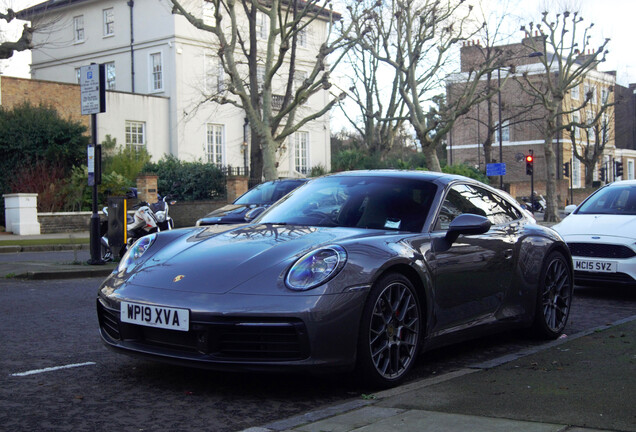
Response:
553,214,636,241
123,224,378,295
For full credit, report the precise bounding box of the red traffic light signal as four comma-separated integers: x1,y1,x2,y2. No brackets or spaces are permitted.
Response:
525,153,534,175
525,155,534,163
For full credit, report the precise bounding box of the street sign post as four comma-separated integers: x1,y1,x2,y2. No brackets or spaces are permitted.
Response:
80,64,105,115
486,163,506,177
80,64,106,265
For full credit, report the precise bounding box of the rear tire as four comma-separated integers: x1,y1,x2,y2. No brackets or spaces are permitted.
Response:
356,273,422,388
530,251,573,339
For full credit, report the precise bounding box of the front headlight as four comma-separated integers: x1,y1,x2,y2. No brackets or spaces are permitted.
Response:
285,245,347,291
117,233,157,273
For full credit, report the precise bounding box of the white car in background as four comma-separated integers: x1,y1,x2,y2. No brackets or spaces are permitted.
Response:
553,180,636,287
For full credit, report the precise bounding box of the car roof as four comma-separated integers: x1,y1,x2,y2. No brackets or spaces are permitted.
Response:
605,180,636,187
326,169,463,184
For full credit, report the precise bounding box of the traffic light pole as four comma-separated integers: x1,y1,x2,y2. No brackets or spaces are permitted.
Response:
530,165,534,214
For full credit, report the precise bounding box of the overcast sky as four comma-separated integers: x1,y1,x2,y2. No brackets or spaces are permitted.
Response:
2,0,635,85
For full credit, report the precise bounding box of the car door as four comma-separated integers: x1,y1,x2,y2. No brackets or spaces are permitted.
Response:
427,183,521,335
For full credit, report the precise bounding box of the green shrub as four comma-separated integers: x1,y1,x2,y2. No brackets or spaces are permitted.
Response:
441,164,490,184
309,164,327,177
102,135,152,184
0,103,89,223
143,155,226,201
62,165,132,211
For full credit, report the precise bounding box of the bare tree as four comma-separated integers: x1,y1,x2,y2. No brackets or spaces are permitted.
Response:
168,0,356,181
354,0,505,172
566,94,615,188
456,3,544,176
336,0,407,160
518,10,609,221
0,8,33,59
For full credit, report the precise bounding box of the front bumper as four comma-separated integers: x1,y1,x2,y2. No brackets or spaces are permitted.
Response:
97,284,368,372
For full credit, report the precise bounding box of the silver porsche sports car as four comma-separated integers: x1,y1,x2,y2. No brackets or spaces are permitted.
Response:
97,170,573,387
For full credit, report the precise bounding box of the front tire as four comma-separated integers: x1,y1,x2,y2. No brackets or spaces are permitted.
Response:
357,273,422,388
531,251,573,339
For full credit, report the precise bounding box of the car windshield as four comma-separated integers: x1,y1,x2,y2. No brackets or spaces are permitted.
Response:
259,176,438,232
234,180,304,205
577,185,636,215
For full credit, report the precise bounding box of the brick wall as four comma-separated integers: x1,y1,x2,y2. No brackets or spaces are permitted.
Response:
0,76,89,130
226,176,249,203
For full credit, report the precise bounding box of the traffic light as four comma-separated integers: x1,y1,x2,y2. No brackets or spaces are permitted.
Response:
525,153,534,176
615,161,624,178
600,167,606,182
563,162,570,178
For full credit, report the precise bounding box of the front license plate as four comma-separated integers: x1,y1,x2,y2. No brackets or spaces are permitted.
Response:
573,259,617,273
120,301,189,331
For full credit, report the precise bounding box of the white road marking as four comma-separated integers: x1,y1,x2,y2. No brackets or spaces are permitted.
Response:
10,362,96,377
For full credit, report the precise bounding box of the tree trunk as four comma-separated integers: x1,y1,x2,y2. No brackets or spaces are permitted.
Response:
584,161,595,189
420,137,442,172
261,138,278,181
249,133,263,183
542,133,560,222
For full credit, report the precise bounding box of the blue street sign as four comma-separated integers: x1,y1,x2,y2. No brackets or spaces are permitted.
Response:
486,163,506,176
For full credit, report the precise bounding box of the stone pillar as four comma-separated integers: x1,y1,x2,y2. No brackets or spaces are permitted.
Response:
3,193,41,235
136,174,159,204
226,176,249,203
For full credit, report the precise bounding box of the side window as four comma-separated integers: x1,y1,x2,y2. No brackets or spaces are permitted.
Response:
436,184,520,230
470,186,521,225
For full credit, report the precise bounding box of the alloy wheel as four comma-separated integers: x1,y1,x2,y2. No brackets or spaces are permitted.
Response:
368,280,420,379
541,255,572,333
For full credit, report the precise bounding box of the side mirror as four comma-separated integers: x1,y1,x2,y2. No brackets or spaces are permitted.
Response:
244,206,266,222
564,204,577,215
445,214,492,244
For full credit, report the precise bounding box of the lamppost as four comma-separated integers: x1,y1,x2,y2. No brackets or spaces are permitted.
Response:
497,51,543,190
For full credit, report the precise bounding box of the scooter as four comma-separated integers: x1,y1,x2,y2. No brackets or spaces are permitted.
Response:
100,195,176,261
519,193,546,213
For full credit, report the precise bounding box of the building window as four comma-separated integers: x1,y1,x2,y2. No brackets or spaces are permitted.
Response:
584,83,597,104
495,120,509,142
572,112,581,139
105,62,116,90
150,52,163,92
256,11,268,40
572,153,581,188
294,131,309,174
75,67,81,84
570,84,579,100
206,124,224,165
586,110,595,142
628,160,635,180
205,54,225,93
103,8,114,36
298,26,307,47
125,121,146,151
257,64,265,91
601,88,609,104
216,60,225,92
73,15,85,43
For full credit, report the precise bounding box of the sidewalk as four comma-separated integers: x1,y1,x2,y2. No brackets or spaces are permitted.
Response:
245,317,635,432
0,231,116,279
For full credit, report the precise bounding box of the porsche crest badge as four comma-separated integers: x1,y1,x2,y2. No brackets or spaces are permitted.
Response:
173,275,185,283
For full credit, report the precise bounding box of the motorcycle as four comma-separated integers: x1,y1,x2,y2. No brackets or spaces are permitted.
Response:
518,193,546,213
100,195,176,261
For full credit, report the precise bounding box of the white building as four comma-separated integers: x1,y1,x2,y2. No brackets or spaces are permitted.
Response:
18,0,333,177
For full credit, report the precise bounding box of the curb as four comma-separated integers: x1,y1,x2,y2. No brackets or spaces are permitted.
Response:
13,267,115,280
0,244,89,254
